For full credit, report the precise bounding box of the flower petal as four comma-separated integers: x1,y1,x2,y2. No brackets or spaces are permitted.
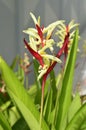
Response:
36,24,43,40
41,54,62,63
24,39,44,67
30,12,38,25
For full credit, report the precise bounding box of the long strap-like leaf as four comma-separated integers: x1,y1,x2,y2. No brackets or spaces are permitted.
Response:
55,29,79,130
0,56,49,130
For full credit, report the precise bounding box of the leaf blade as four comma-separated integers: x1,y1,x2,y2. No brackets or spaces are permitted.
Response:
55,29,79,130
0,111,12,130
0,57,49,130
65,103,86,130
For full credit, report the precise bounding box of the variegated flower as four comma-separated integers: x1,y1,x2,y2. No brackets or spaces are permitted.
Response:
56,20,79,54
23,12,64,80
23,12,79,80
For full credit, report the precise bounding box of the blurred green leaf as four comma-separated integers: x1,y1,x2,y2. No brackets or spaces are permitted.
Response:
0,57,49,130
68,93,81,122
0,95,4,105
80,119,86,130
8,106,20,126
0,111,12,130
55,29,79,130
12,118,30,130
0,101,11,112
33,59,41,89
43,87,53,125
10,55,19,70
28,84,38,102
0,125,3,130
8,89,41,130
65,103,86,130
33,59,42,105
50,70,57,101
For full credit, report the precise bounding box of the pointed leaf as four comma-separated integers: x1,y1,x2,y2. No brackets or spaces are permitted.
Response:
0,57,49,130
68,93,81,122
65,103,86,130
12,117,30,130
55,29,79,130
8,89,41,130
50,70,57,98
43,87,53,124
0,111,12,130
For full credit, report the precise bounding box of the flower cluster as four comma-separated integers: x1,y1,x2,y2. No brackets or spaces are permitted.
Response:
23,12,78,80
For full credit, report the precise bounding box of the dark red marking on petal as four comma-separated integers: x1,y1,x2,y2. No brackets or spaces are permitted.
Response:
36,24,45,47
57,32,69,57
36,24,43,40
24,39,44,67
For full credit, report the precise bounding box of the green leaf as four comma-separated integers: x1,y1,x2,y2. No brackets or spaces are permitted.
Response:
50,70,57,100
12,118,30,130
33,59,41,89
0,101,11,112
0,57,49,130
43,87,53,124
0,95,4,105
56,71,63,89
55,29,79,130
0,111,12,130
68,93,81,122
33,59,42,104
10,55,19,70
8,106,20,126
8,89,40,130
28,84,38,102
65,103,86,130
80,119,86,130
0,125,4,130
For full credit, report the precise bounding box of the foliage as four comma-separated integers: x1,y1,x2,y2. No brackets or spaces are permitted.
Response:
0,13,86,130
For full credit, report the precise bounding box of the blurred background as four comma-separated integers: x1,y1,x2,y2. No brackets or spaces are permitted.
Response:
0,0,86,90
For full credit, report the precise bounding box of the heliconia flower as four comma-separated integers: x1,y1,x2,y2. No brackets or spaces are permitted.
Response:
23,12,79,83
23,12,64,80
56,20,79,54
23,13,64,52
